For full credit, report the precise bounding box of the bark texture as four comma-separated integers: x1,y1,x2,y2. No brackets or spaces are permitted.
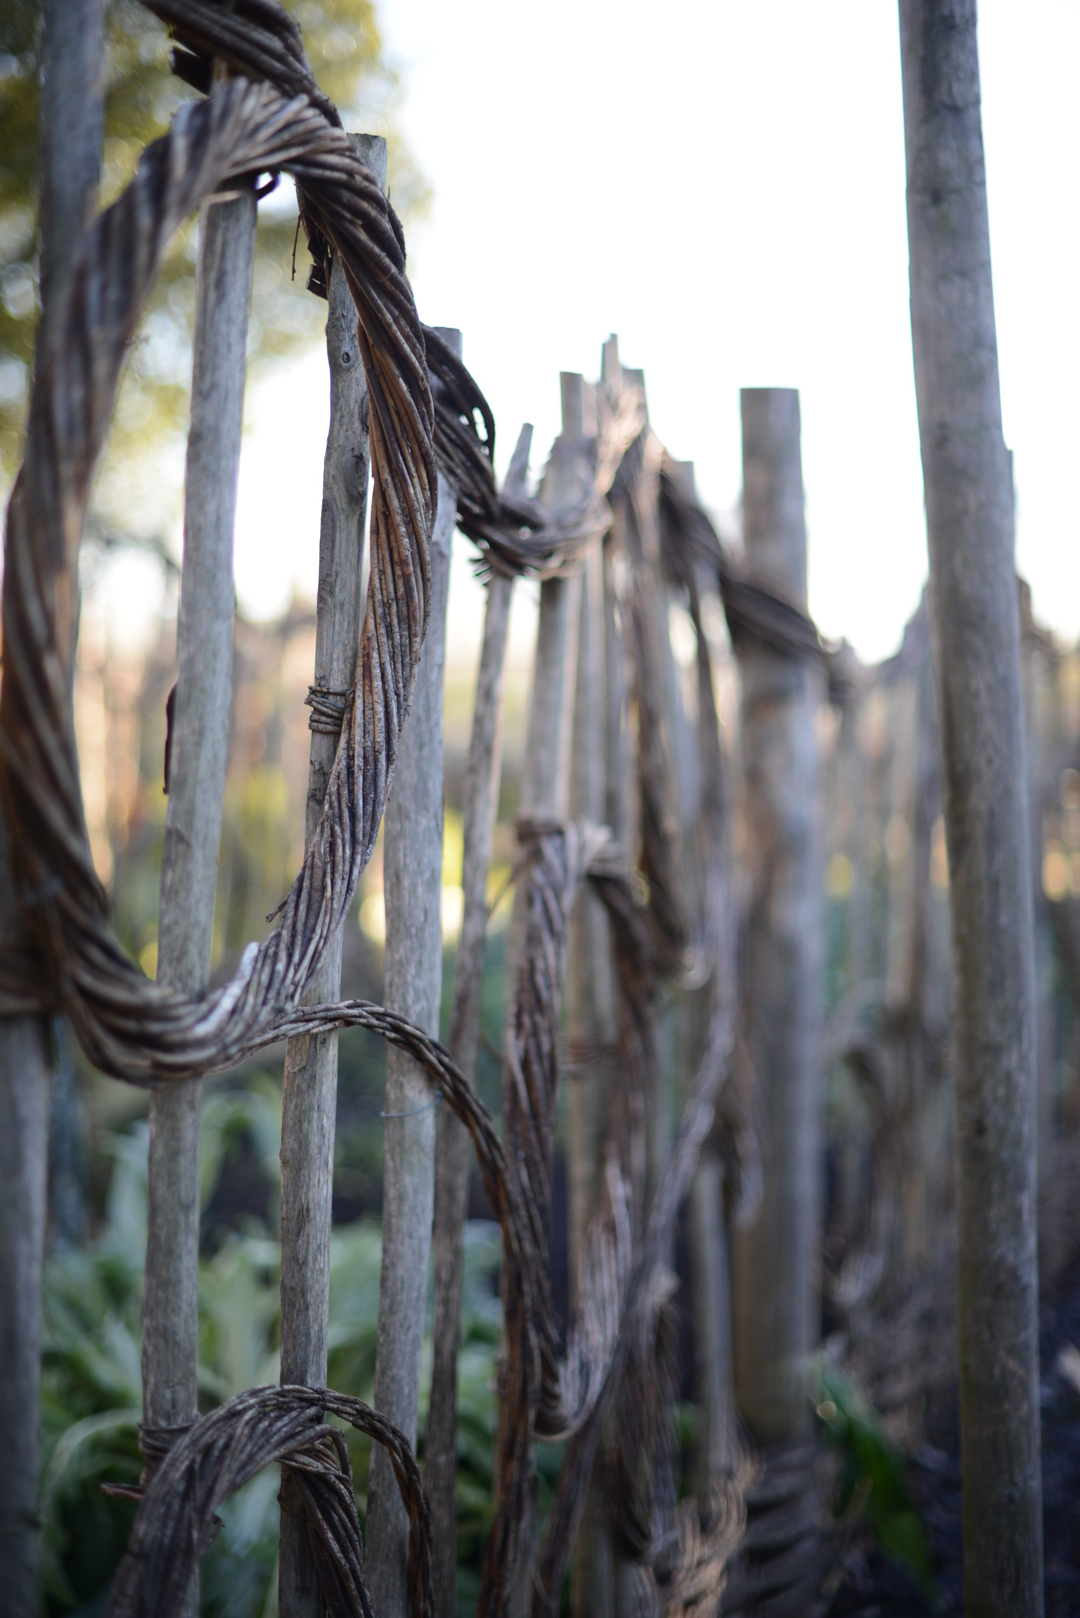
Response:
0,8,103,1611
37,0,105,332
426,425,532,1618
278,133,385,1618
365,328,460,1617
498,376,589,1612
143,185,256,1618
732,388,823,1444
899,5,1044,1611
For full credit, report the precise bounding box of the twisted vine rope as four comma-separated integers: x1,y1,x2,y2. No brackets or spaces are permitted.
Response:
423,321,645,580
0,75,435,1079
108,1386,433,1618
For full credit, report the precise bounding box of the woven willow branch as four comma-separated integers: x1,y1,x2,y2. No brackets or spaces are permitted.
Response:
0,77,435,1080
108,1386,433,1618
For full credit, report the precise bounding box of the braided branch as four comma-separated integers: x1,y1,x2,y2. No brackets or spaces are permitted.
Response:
0,77,435,1083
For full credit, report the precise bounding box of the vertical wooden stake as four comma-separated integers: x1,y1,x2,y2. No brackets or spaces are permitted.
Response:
566,407,617,1618
278,135,386,1618
500,376,590,1612
899,5,1043,1609
426,425,532,1618
566,536,615,1296
365,328,461,1617
520,375,590,823
732,388,823,1444
0,8,102,1611
143,179,257,1618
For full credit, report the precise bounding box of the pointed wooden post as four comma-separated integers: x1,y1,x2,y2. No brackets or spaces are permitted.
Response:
899,5,1043,1609
365,328,461,1617
278,134,386,1618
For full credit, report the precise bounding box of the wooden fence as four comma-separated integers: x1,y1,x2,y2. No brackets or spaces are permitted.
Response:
4,5,1079,1618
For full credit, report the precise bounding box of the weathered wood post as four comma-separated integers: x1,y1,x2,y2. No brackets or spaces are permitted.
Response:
899,5,1044,1610
522,374,590,827
566,467,613,1301
278,135,386,1618
565,392,618,1618
143,155,257,1618
666,459,740,1503
732,389,823,1442
499,376,589,1611
0,9,102,1611
426,424,532,1618
365,327,461,1615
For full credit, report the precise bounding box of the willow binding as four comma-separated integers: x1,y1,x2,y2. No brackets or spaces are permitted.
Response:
0,2,780,1613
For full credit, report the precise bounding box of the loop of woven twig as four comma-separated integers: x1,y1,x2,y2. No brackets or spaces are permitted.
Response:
107,1385,433,1618
173,821,661,1616
0,72,435,1081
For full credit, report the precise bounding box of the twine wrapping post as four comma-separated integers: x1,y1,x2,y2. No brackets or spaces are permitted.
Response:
278,131,387,1618
365,327,461,1615
426,423,532,1618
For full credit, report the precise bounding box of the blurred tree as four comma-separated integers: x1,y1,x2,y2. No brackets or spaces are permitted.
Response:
0,0,428,487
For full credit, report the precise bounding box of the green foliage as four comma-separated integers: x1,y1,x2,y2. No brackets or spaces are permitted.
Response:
814,1362,935,1600
40,1095,503,1617
0,0,429,485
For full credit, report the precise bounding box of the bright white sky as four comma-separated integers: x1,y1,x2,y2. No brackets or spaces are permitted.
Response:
227,0,1080,667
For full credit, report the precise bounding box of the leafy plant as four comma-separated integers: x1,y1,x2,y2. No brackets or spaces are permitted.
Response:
814,1361,935,1601
39,1099,506,1617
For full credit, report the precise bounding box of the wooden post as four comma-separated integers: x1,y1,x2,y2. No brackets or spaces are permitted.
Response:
565,387,618,1618
426,425,532,1618
566,479,612,1303
278,135,386,1618
688,1156,737,1488
666,459,739,1503
0,8,102,1611
365,327,460,1617
523,374,591,822
1019,578,1056,1187
499,377,589,1612
36,0,104,348
731,388,823,1444
142,178,256,1618
899,6,1044,1610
